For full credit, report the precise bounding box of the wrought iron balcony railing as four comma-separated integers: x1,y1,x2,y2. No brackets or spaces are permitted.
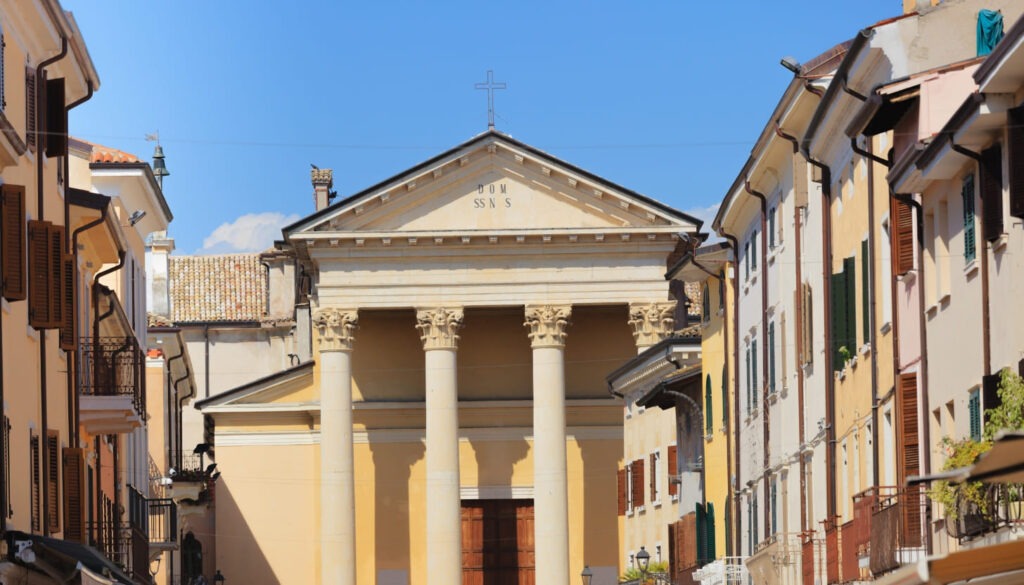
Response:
944,482,1024,543
79,336,145,415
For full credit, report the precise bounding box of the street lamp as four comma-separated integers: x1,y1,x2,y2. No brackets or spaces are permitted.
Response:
213,570,225,582
636,546,651,580
581,565,593,585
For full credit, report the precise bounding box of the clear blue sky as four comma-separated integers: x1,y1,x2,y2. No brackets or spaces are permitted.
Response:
63,1,902,254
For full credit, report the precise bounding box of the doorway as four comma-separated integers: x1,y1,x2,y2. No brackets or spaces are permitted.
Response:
461,499,535,585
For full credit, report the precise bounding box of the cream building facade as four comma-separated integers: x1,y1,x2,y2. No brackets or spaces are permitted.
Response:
196,129,699,585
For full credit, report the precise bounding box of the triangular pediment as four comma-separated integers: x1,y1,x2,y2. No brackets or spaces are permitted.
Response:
286,130,699,237
195,361,315,412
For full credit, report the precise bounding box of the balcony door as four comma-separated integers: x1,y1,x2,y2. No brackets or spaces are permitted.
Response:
461,499,535,585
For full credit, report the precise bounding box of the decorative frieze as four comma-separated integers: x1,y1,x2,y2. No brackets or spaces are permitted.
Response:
416,307,465,350
313,308,358,352
628,302,676,348
524,305,572,348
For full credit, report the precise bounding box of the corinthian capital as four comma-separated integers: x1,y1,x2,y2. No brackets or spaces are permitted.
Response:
524,305,572,348
416,307,464,350
313,308,358,352
628,302,676,348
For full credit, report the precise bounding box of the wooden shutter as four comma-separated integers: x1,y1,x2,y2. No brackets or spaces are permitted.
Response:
63,448,85,542
831,269,847,370
768,322,776,394
962,174,977,262
696,503,707,564
1008,106,1024,219
48,224,65,329
668,520,677,578
668,445,678,497
46,431,59,533
980,144,1004,241
617,468,627,515
893,198,915,275
707,502,717,561
844,257,856,352
801,283,813,365
1,184,25,301
861,240,870,344
969,391,981,441
45,77,66,158
897,374,920,481
59,254,74,350
632,458,645,507
28,221,63,329
25,68,36,151
751,338,758,396
30,433,40,532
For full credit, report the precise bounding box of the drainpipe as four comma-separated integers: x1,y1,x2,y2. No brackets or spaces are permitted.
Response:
70,202,107,444
205,325,211,399
718,229,742,556
949,143,992,380
174,371,193,471
851,137,881,489
744,181,771,533
776,123,809,534
165,346,185,467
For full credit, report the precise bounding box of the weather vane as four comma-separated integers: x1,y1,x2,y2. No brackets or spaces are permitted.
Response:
474,70,507,129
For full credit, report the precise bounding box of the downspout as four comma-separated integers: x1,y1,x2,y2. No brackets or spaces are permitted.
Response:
851,137,881,489
205,324,211,400
261,261,272,317
718,230,742,556
744,181,771,533
165,347,185,468
777,124,809,534
35,36,69,538
949,143,992,380
174,371,193,471
92,252,126,528
70,201,107,444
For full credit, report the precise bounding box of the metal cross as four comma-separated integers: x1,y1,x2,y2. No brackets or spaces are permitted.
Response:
474,70,507,129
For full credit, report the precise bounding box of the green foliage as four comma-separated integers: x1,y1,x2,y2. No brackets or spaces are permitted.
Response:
838,346,852,366
619,561,669,583
929,368,1024,519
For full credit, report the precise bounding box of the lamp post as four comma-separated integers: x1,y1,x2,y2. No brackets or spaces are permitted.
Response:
636,546,651,582
581,565,593,585
213,570,225,583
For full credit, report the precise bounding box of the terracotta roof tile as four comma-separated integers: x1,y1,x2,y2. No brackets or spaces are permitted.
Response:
72,137,141,164
169,254,266,323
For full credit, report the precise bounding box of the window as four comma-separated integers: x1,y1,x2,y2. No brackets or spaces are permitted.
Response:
751,230,758,271
745,344,752,414
769,207,777,249
962,174,977,263
861,239,870,344
980,144,1004,241
702,282,710,324
1009,106,1024,219
831,258,856,370
718,270,725,309
768,321,776,395
893,197,916,275
650,451,660,504
969,389,981,442
721,364,728,426
667,445,678,498
30,432,40,533
752,491,759,546
770,478,778,536
801,283,813,365
0,25,5,111
46,431,59,533
745,242,751,280
751,338,758,405
1,184,26,301
705,375,713,434
1,415,9,521
881,220,893,325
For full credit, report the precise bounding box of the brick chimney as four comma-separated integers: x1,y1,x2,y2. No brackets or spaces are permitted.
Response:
312,168,334,211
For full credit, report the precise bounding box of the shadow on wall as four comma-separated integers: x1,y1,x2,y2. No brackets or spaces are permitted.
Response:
371,440,426,585
214,481,284,585
580,439,621,577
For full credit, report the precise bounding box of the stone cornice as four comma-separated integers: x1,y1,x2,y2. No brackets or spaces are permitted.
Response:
313,308,358,352
415,307,464,350
294,228,682,251
524,305,572,348
628,302,676,349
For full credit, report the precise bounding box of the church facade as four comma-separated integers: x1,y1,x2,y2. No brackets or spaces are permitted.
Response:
196,130,699,585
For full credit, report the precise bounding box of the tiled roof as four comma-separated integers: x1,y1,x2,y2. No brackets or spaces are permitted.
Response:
77,138,141,164
169,254,266,323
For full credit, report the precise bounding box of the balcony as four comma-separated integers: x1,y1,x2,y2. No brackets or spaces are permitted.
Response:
944,482,1024,545
869,486,927,577
89,490,150,585
746,532,801,585
129,485,178,557
79,336,146,434
693,557,749,585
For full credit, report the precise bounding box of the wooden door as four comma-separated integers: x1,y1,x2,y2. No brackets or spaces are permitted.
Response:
462,500,535,585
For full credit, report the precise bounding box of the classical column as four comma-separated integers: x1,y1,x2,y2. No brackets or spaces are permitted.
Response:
416,307,465,585
524,304,572,585
314,308,358,585
628,301,676,352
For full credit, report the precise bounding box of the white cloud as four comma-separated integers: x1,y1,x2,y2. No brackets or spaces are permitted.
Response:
683,203,722,241
199,212,300,254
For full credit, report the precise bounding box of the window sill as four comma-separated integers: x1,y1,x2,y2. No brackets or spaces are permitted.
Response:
717,307,725,317
992,234,1009,253
925,303,939,319
897,270,918,285
626,509,635,518
939,293,951,309
964,259,979,278
859,343,871,357
671,494,680,503
635,505,646,515
880,321,892,335
704,434,714,443
652,499,662,509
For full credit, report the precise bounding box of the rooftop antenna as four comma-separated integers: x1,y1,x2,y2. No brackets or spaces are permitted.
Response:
474,70,507,130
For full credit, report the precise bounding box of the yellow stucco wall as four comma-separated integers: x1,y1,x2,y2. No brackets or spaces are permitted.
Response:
702,265,732,558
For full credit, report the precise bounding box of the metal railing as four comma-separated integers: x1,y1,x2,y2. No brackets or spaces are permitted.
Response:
79,336,145,415
148,497,178,546
945,482,1024,542
169,450,206,480
870,486,927,576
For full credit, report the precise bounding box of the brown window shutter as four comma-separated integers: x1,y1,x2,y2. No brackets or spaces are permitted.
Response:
980,144,1004,241
1008,106,1024,219
46,431,59,533
668,445,678,496
632,458,645,507
1,184,26,301
45,77,66,158
59,254,75,351
650,453,657,502
28,220,51,327
47,224,65,329
893,198,915,275
668,520,678,578
617,468,627,515
30,433,40,532
25,67,36,151
62,447,85,542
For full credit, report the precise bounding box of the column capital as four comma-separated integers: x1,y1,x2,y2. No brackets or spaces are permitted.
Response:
524,304,572,348
628,301,676,348
416,307,464,350
313,308,358,352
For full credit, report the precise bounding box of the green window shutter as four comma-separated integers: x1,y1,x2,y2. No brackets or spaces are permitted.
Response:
746,346,751,413
745,242,750,280
751,338,758,403
831,270,848,370
963,174,977,262
753,494,759,545
724,498,732,557
969,390,981,441
696,502,707,564
705,375,713,434
707,502,717,561
703,283,710,323
722,364,728,426
747,499,753,554
861,240,870,345
768,322,776,394
769,208,776,249
771,479,777,535
844,257,857,353
752,231,758,271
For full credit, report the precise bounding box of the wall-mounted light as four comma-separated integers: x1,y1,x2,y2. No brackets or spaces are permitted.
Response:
129,210,147,226
780,56,801,74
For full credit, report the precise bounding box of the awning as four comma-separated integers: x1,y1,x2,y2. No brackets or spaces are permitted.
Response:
4,531,134,585
875,538,1024,585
